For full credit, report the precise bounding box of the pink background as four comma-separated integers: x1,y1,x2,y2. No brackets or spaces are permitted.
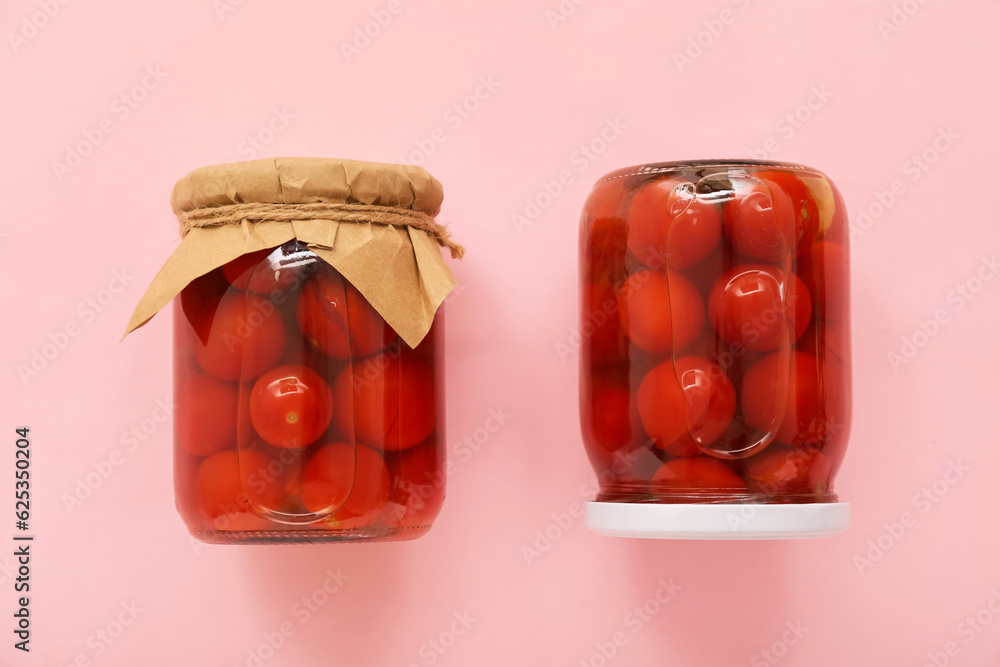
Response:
3,1,999,665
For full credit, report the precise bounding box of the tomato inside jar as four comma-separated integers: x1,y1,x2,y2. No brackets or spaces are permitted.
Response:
579,161,852,539
172,242,447,544
125,157,460,546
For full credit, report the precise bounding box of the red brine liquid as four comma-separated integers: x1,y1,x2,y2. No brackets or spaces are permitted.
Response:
174,241,445,543
579,161,851,504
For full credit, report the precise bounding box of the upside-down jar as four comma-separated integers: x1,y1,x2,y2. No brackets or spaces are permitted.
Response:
579,160,851,539
125,157,462,544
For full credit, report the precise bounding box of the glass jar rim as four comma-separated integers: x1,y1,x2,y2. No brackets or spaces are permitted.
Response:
594,159,826,186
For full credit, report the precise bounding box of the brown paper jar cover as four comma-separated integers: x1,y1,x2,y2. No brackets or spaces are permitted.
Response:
125,157,459,347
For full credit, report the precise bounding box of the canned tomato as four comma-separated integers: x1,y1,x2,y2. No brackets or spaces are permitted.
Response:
579,160,850,539
126,157,462,544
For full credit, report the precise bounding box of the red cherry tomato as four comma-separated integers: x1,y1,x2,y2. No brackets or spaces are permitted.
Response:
300,443,391,528
651,457,745,491
192,292,287,381
756,170,818,257
744,445,832,496
636,361,687,452
796,319,851,372
249,364,334,448
585,176,628,223
708,264,811,351
581,282,624,365
723,178,792,261
222,246,308,294
582,177,628,283
297,268,396,360
584,217,628,287
176,375,239,456
380,443,445,528
742,350,844,448
637,357,736,457
775,351,845,447
583,376,638,466
618,270,704,353
332,352,435,450
723,171,818,261
195,450,287,524
252,440,307,499
740,349,790,443
626,179,721,269
675,356,737,455
174,447,202,521
802,240,849,322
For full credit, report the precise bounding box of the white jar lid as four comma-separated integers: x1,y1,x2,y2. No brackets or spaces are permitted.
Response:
586,501,850,540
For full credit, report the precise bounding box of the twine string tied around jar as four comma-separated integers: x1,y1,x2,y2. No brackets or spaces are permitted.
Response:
176,201,465,259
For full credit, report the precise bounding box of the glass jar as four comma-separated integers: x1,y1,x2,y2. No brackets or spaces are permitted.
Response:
174,242,445,543
124,156,459,545
579,160,851,538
